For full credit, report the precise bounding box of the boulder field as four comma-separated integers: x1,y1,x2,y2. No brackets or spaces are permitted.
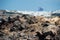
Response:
0,14,60,40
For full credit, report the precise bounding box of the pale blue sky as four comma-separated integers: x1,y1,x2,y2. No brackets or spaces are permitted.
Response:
0,0,60,11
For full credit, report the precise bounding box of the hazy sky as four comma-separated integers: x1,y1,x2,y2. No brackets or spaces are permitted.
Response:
0,0,60,11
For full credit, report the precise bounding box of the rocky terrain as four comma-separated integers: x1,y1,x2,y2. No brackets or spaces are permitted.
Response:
0,10,60,40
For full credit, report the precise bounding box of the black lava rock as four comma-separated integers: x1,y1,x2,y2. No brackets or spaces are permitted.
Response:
27,19,34,24
36,32,44,40
18,25,24,31
41,23,49,27
10,25,18,32
0,18,6,26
